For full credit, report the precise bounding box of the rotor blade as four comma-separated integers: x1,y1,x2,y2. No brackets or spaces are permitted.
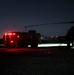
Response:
25,21,74,28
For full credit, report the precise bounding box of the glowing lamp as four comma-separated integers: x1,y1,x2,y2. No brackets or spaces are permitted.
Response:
17,35,20,38
5,33,7,35
8,33,12,35
13,33,16,35
10,40,14,43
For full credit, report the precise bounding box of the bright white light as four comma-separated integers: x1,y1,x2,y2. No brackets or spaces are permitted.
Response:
38,43,67,47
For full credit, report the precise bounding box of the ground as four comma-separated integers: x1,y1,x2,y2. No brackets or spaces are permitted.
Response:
0,47,74,75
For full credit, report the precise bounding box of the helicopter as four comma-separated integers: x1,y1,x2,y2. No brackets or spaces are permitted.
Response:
25,21,74,48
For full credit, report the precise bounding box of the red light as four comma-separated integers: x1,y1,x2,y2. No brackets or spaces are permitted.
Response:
8,33,12,35
17,35,20,38
5,33,7,35
10,40,13,43
13,33,16,35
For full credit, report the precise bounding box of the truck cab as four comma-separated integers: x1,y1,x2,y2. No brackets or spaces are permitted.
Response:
3,30,41,48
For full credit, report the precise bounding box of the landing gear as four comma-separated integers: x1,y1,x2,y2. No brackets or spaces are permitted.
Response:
67,41,74,49
67,41,70,49
72,42,74,47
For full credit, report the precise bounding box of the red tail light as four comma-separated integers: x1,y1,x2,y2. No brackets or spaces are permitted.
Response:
17,35,20,38
10,40,14,43
13,33,16,35
5,32,16,36
5,33,7,35
8,33,12,35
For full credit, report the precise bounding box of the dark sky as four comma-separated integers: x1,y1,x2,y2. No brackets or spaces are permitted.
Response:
0,0,74,37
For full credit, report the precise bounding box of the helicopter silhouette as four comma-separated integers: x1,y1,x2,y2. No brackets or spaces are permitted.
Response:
66,26,74,48
25,21,74,48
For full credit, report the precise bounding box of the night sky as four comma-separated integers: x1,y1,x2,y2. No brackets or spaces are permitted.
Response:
0,0,74,37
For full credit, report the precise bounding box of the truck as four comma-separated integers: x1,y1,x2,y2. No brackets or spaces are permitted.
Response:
3,30,41,48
